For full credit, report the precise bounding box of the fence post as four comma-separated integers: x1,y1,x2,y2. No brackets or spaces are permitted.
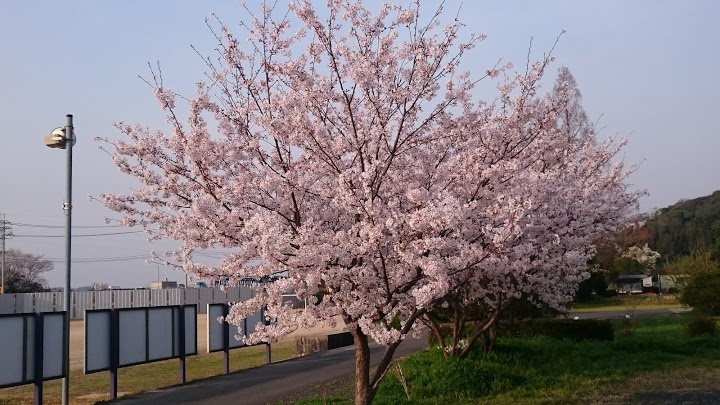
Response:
33,313,45,405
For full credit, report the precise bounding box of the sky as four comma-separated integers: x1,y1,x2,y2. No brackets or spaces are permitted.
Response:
1,1,718,289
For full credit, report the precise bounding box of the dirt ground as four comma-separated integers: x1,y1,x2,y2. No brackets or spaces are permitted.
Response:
70,314,345,371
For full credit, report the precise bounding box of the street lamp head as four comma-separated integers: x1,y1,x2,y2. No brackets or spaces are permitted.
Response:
43,127,76,149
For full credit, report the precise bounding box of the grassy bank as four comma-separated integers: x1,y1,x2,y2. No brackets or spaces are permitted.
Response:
293,314,720,404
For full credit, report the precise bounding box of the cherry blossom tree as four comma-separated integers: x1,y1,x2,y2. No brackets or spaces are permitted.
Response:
623,243,661,273
422,66,643,358
98,1,641,403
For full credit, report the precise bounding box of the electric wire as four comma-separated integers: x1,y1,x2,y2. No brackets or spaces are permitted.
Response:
13,230,146,238
2,254,152,264
11,222,125,229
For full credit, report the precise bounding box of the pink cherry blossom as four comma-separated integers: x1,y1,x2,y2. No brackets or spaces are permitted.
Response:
97,2,641,403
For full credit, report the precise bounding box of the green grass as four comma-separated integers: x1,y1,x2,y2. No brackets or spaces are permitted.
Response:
0,342,297,405
295,314,720,404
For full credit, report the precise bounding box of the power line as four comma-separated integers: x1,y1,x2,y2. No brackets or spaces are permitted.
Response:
13,230,145,238
2,254,151,264
11,222,125,229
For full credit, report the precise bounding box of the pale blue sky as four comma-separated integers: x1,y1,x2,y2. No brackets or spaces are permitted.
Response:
1,1,718,288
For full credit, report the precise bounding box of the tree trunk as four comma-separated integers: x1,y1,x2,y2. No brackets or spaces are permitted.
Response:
458,311,500,359
352,329,372,405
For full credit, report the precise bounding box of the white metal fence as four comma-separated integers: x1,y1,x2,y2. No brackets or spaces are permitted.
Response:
0,287,253,320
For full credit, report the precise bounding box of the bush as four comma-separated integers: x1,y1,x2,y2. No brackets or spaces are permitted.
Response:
602,289,619,298
686,316,717,337
642,286,660,294
502,318,614,342
680,271,720,315
575,272,609,302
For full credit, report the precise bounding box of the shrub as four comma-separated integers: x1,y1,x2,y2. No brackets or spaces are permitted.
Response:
502,318,614,342
602,289,619,298
642,286,660,294
680,271,720,315
574,272,608,302
686,316,717,337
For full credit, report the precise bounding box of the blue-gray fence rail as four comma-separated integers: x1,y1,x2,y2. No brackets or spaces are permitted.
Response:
0,287,253,320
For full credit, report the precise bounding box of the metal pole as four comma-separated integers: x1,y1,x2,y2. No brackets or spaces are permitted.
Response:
34,313,45,405
61,114,73,405
1,213,5,294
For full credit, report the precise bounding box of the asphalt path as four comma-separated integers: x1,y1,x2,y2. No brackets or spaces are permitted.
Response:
108,335,427,405
567,307,691,320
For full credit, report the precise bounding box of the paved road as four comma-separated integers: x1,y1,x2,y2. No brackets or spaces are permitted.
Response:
108,335,427,404
568,307,691,320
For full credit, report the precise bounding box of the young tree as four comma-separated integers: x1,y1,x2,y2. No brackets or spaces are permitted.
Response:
3,249,51,293
98,1,640,403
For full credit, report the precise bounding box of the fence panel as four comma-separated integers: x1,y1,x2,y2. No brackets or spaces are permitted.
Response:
184,289,199,307
0,294,16,314
197,289,215,314
150,289,167,307
73,291,90,320
167,289,183,306
0,286,256,319
32,292,56,313
118,290,134,308
133,290,150,308
15,294,33,314
96,291,114,309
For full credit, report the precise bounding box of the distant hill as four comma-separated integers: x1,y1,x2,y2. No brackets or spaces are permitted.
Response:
645,190,720,261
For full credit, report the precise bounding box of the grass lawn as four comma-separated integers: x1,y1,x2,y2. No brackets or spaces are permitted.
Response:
290,314,720,404
0,341,297,405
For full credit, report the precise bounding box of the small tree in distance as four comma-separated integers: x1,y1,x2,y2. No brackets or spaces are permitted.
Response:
3,249,51,293
98,1,641,403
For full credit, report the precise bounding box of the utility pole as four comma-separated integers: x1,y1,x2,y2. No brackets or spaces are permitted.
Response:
44,114,75,405
1,214,12,294
61,114,74,405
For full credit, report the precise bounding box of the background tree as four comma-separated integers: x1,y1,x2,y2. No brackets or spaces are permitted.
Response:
665,249,720,289
644,191,720,260
98,1,640,403
680,272,720,315
552,66,592,140
3,249,51,293
622,244,661,274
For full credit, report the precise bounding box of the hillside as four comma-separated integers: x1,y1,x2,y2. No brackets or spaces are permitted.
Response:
645,190,720,261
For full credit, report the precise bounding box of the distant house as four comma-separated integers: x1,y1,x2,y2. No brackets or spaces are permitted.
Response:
613,274,649,294
612,271,684,294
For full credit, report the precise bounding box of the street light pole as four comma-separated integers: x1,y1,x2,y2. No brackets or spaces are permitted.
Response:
1,213,6,294
1,213,5,294
61,114,73,405
44,114,74,405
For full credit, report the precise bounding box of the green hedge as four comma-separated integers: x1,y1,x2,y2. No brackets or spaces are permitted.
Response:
427,318,614,348
501,318,614,341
